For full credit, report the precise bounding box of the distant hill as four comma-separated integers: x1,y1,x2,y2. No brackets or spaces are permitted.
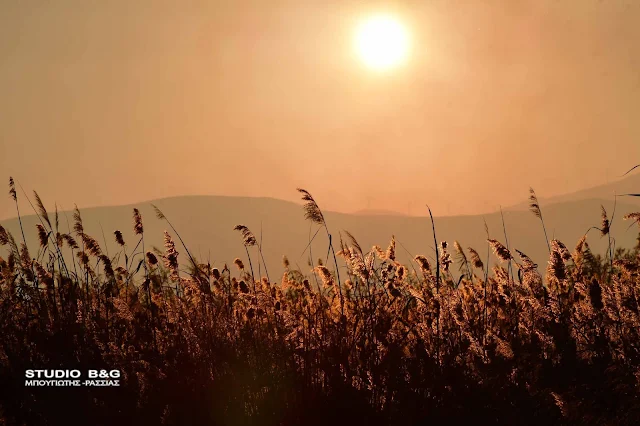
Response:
508,171,640,211
1,192,639,280
352,209,408,217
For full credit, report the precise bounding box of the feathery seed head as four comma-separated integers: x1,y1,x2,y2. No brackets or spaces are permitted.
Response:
77,251,90,266
315,265,334,287
133,208,144,235
515,249,537,271
33,191,51,228
386,235,396,261
212,268,221,280
163,231,180,278
100,254,114,278
152,204,166,220
36,224,48,248
344,230,363,256
440,252,453,272
0,225,8,246
372,245,386,260
8,177,17,201
414,255,431,273
114,230,125,246
547,249,566,281
600,205,610,236
234,258,245,270
146,251,158,266
62,234,78,250
296,188,325,225
488,239,513,262
624,212,640,228
73,205,84,234
529,187,542,219
468,247,484,269
234,225,257,247
82,234,102,257
550,239,572,262
396,265,406,280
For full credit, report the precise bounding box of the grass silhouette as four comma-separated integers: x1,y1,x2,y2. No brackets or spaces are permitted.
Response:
1,179,640,425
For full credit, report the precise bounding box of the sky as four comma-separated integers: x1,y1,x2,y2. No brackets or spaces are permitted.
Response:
1,0,639,220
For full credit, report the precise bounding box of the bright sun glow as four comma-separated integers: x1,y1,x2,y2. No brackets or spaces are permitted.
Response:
354,14,410,71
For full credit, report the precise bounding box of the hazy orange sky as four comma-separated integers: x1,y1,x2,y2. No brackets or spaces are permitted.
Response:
1,0,639,220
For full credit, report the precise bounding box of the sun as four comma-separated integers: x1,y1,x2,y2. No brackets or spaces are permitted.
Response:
354,14,410,71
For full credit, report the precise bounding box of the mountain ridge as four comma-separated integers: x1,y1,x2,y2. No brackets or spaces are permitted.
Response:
1,193,639,280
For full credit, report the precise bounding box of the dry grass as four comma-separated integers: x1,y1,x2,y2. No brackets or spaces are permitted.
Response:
1,180,640,425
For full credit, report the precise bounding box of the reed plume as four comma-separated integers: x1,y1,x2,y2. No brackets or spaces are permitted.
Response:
529,187,551,253
439,242,453,273
0,225,9,246
236,224,270,282
297,188,343,314
9,177,27,248
515,249,537,271
73,205,84,235
77,251,89,266
54,203,59,232
296,188,325,225
234,225,257,247
8,177,16,201
62,234,79,250
82,234,102,257
624,212,640,228
547,249,566,282
315,265,334,288
114,230,126,246
100,254,115,278
414,255,431,273
31,191,51,229
233,224,258,285
163,231,180,279
133,208,144,235
344,230,363,256
386,235,396,261
152,204,199,273
36,224,48,248
550,239,572,262
211,267,221,280
146,251,158,266
600,205,610,236
373,245,386,260
468,247,484,269
396,265,406,280
488,239,512,262
234,258,245,271
454,241,471,278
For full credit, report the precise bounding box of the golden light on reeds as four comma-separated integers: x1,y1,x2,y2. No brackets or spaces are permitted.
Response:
1,182,640,423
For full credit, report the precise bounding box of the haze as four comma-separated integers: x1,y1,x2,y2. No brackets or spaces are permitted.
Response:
1,0,639,220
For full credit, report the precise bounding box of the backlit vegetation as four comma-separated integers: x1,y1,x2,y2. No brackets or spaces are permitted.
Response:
1,177,640,425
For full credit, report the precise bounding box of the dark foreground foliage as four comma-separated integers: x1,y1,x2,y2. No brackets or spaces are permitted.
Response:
2,183,640,425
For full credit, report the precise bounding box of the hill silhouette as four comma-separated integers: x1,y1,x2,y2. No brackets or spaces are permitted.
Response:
508,172,640,211
1,189,639,277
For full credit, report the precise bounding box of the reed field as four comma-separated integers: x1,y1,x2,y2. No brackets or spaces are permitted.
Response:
1,177,640,425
